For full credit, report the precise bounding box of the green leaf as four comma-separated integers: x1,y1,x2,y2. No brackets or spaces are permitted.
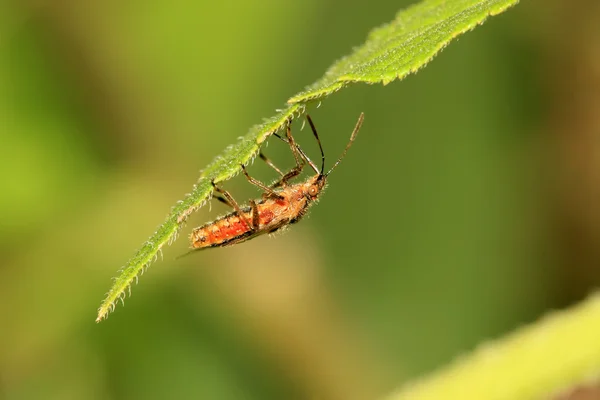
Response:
386,293,600,400
289,0,520,104
96,0,519,322
95,104,304,322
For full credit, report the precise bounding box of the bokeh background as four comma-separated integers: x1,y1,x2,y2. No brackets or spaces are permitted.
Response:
2,1,600,399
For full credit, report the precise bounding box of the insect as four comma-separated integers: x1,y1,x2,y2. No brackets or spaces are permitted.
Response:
188,112,364,250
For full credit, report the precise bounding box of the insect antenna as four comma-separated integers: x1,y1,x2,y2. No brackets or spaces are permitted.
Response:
305,115,326,175
325,112,364,176
271,112,363,177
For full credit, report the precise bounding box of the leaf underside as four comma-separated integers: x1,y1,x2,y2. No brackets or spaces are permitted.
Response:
96,0,519,322
95,104,304,321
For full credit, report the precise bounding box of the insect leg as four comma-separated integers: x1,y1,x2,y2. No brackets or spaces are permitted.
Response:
259,151,285,178
211,180,253,229
269,124,307,188
249,199,259,230
240,164,284,199
214,195,231,206
273,165,303,188
285,123,304,171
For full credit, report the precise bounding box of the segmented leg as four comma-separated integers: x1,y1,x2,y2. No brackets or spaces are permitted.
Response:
269,125,307,188
259,116,323,190
211,181,254,230
249,199,259,228
285,123,304,172
214,195,231,206
240,164,283,199
259,151,284,177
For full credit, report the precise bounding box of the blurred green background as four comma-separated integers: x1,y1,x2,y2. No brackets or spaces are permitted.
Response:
2,1,600,399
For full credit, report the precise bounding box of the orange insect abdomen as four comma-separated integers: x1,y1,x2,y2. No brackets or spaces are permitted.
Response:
190,214,251,248
189,196,294,249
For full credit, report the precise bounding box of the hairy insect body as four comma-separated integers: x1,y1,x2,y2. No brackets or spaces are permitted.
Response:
190,177,324,249
187,113,362,252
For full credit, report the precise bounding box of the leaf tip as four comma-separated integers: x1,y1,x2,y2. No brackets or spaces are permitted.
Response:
96,306,108,323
